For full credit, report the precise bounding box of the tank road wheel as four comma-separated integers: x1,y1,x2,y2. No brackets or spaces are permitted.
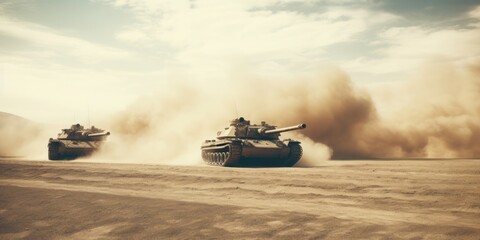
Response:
219,153,223,165
48,142,62,160
218,153,222,165
202,151,222,166
216,152,225,166
284,143,303,167
202,143,242,167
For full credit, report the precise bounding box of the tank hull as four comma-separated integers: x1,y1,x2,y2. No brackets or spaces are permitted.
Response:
48,139,104,160
201,139,302,167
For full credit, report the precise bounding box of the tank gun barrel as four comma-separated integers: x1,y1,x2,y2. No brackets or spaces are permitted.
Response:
263,124,306,134
87,131,110,137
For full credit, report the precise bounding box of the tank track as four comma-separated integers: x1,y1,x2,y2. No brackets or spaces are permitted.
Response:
284,143,303,167
202,144,241,167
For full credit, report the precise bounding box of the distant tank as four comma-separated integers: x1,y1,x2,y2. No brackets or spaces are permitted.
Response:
48,124,110,160
201,117,306,167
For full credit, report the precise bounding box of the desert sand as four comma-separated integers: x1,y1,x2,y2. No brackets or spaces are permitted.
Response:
0,159,479,239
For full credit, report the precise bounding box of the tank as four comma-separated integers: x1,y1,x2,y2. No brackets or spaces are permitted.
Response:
201,117,306,167
48,123,110,160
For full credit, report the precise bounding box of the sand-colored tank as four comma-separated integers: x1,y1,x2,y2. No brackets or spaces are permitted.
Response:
48,124,110,160
201,117,306,167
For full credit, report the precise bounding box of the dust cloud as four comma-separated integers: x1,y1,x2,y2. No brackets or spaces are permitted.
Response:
95,60,480,164
2,60,477,164
0,112,49,158
374,61,480,158
290,61,480,159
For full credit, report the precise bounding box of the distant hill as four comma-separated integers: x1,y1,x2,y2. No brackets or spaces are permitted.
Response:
0,111,42,157
0,111,32,124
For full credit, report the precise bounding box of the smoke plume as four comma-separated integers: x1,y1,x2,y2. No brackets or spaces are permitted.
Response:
95,60,480,164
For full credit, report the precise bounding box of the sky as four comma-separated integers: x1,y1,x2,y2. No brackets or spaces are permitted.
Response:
1,0,480,124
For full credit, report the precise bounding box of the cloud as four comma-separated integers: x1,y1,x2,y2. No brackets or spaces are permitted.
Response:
469,5,480,19
110,0,398,75
116,29,148,43
344,6,480,75
378,26,480,61
0,16,131,63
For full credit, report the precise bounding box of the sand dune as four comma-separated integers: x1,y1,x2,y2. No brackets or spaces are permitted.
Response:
0,159,479,239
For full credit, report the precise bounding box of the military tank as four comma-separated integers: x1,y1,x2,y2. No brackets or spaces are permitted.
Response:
201,117,306,167
48,124,110,160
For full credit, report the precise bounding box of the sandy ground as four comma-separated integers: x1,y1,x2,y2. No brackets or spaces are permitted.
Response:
0,159,479,239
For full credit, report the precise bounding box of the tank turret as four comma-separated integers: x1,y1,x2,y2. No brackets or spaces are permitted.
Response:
48,123,110,160
202,117,307,167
